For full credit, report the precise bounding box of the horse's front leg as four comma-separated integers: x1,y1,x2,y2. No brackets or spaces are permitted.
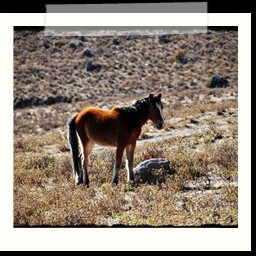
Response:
125,143,136,182
112,144,126,184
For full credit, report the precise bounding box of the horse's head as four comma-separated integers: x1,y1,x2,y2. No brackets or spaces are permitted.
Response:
148,93,165,130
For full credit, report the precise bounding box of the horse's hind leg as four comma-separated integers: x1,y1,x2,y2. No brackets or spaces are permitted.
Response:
83,141,94,187
77,127,94,187
81,140,94,187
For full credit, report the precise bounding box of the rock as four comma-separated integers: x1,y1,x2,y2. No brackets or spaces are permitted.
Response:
54,41,66,48
43,43,50,49
86,62,101,72
215,135,224,140
133,158,173,184
68,42,76,48
209,75,229,88
138,133,153,140
217,111,225,116
190,118,199,124
159,35,170,43
176,52,188,64
76,41,83,47
76,41,84,47
68,41,84,48
78,36,85,42
113,39,121,45
81,48,94,58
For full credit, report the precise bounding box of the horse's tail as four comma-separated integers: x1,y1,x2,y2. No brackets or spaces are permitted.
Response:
67,115,81,184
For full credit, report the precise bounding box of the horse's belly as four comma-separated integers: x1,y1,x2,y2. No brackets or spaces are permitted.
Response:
93,137,116,147
86,127,117,147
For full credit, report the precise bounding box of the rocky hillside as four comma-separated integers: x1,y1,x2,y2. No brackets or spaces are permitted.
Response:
14,29,237,110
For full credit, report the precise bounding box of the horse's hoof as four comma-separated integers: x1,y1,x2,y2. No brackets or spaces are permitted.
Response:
75,180,83,185
75,174,83,185
127,176,134,182
112,179,118,185
83,178,90,187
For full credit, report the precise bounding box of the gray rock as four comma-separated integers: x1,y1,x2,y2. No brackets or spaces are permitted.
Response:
86,61,101,72
159,35,170,43
78,36,85,42
81,48,94,58
209,75,229,88
176,52,188,64
68,41,84,48
68,42,76,48
133,158,173,184
112,39,121,45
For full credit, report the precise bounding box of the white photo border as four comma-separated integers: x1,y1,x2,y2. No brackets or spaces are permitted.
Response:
0,13,251,251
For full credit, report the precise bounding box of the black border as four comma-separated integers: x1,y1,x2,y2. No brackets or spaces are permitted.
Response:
1,1,254,13
13,26,238,32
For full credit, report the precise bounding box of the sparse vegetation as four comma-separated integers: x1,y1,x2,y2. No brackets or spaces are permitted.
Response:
14,28,238,227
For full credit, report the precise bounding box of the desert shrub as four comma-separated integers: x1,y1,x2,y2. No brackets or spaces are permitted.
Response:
211,142,237,171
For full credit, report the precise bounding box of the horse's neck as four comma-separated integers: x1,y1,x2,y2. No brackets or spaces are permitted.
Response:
134,103,149,127
117,100,149,128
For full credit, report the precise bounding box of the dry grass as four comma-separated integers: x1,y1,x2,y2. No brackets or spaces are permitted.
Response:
14,122,238,226
14,29,238,227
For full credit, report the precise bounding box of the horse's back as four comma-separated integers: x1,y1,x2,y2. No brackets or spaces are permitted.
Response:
75,107,121,146
75,107,119,124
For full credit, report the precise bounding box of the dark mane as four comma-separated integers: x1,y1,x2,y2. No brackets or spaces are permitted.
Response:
115,97,150,128
117,97,149,114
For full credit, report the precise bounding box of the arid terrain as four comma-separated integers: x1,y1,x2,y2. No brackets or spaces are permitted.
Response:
14,28,238,226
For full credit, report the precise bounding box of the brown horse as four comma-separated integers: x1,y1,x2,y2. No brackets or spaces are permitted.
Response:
67,93,165,187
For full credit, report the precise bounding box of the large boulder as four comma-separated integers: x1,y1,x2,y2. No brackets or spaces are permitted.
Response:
133,158,173,184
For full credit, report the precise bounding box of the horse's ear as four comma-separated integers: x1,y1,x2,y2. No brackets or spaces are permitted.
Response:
149,93,154,101
157,93,162,99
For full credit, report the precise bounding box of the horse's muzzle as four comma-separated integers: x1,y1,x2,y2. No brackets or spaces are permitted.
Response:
156,121,165,130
